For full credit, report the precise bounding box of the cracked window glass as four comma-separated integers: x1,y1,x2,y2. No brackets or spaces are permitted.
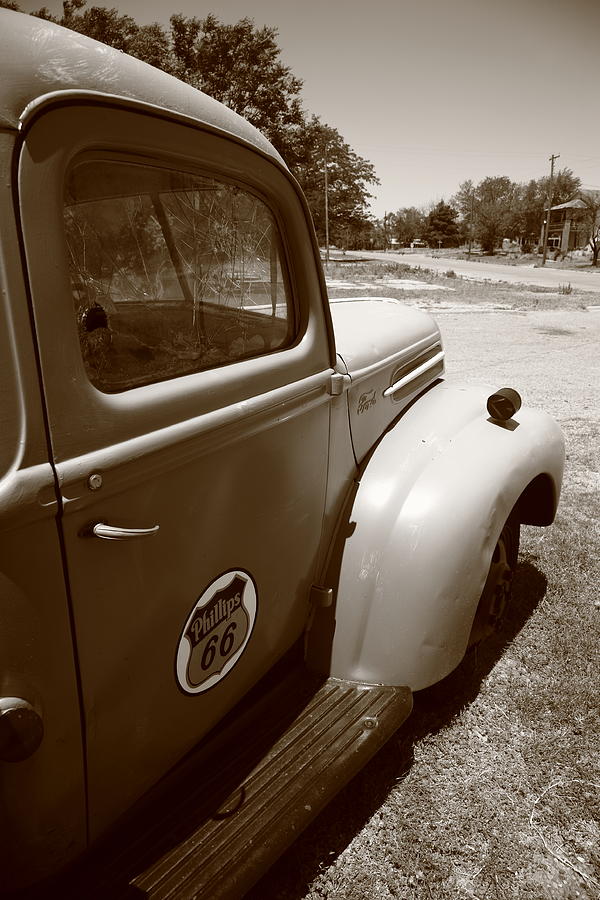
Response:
64,159,294,392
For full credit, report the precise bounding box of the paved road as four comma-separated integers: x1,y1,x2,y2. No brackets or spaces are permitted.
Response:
348,250,600,294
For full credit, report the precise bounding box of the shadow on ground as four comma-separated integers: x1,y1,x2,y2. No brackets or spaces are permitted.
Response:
248,560,548,900
7,564,547,900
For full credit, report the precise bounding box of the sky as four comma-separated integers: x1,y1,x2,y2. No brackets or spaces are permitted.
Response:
20,0,600,218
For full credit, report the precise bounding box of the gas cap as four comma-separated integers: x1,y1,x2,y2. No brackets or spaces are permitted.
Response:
0,698,43,762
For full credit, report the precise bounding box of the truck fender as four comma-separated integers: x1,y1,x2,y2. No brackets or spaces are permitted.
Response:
309,381,564,691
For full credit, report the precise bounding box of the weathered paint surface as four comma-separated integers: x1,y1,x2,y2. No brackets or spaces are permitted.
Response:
330,299,444,462
0,128,86,889
0,7,278,164
0,7,566,892
316,380,564,690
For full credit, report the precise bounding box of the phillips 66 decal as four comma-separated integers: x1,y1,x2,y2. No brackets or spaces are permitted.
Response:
176,570,258,695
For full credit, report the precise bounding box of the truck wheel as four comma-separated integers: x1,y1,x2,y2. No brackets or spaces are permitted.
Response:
469,511,520,646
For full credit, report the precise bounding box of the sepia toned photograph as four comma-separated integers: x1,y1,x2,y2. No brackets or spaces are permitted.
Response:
0,1,598,897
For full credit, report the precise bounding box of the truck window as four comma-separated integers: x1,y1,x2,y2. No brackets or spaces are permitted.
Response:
63,158,294,392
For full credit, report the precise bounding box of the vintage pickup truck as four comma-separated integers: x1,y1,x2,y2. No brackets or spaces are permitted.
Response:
0,9,564,898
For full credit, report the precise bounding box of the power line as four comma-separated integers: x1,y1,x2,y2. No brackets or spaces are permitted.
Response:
355,146,600,169
355,144,552,158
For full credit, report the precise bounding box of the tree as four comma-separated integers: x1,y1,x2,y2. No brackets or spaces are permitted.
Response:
452,169,582,253
539,167,581,207
580,191,600,266
475,176,519,252
422,200,460,248
170,14,305,154
515,168,581,250
453,176,519,252
128,23,172,70
66,4,138,50
8,3,305,149
7,1,379,247
514,179,543,250
392,207,425,246
451,180,476,247
289,116,379,248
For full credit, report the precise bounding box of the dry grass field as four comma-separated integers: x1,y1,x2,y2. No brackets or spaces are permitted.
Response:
250,263,600,900
324,260,598,312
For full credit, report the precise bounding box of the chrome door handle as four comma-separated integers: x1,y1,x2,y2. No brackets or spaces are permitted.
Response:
91,523,160,540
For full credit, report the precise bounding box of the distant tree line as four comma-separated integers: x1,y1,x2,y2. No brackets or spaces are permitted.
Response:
4,1,597,258
3,0,379,248
452,170,581,253
383,170,599,259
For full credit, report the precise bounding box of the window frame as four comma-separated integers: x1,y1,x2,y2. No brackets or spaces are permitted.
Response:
18,101,333,460
64,151,298,392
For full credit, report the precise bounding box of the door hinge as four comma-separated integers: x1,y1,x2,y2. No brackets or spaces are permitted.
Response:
329,373,349,396
310,584,334,608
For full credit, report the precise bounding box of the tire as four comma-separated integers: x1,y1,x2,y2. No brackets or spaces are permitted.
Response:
468,510,520,646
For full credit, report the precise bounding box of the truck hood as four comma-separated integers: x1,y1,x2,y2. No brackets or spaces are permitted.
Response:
330,298,444,463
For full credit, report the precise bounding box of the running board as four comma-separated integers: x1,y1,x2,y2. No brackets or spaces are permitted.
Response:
61,672,412,900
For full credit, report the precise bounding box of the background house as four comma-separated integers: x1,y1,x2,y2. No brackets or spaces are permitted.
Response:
543,191,600,252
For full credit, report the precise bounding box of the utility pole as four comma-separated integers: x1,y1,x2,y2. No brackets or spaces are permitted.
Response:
467,190,474,258
541,153,560,266
324,143,330,270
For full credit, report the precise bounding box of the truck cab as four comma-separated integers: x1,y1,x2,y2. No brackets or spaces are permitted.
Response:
0,10,564,897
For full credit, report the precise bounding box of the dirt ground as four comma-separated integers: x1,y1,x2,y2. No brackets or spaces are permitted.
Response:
435,307,600,417
354,251,600,294
251,306,600,900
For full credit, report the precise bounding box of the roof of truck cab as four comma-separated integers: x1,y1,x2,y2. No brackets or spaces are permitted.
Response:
0,8,283,164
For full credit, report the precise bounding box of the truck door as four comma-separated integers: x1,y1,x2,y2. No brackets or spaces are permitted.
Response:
0,132,85,889
18,102,333,838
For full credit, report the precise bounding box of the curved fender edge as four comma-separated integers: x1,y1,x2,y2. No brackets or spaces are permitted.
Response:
307,380,564,691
